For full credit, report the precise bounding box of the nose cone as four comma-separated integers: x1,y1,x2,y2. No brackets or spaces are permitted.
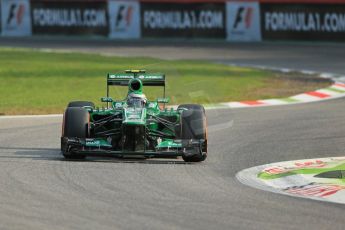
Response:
123,107,146,125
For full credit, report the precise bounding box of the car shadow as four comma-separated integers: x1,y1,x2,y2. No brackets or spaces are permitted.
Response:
0,147,192,165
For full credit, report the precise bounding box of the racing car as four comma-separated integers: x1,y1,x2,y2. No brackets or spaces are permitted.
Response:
61,70,207,162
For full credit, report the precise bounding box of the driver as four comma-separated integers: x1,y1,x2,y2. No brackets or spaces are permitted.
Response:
126,92,147,107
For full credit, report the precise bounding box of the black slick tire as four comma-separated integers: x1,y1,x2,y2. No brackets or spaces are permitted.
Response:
178,104,207,162
61,107,89,159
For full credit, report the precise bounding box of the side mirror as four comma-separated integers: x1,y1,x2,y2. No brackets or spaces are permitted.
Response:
157,98,169,103
101,97,113,103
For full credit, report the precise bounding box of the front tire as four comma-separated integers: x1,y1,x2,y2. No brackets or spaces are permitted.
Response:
178,104,207,162
61,107,89,159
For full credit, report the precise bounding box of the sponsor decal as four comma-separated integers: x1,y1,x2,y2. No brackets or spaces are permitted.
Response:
283,183,345,198
108,0,140,39
138,75,163,79
128,114,140,119
32,9,107,27
264,12,345,33
226,2,261,41
109,75,133,79
31,1,108,35
141,3,226,38
143,10,223,30
1,0,31,36
86,140,101,146
261,4,345,41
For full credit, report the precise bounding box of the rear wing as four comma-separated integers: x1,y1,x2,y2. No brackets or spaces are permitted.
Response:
107,73,165,86
106,71,166,100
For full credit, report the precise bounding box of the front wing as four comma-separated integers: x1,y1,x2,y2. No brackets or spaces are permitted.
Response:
61,137,205,158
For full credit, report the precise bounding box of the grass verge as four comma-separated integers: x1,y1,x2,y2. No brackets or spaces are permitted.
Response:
0,48,331,115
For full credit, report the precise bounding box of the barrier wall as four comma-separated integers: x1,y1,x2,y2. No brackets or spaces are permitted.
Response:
1,0,345,42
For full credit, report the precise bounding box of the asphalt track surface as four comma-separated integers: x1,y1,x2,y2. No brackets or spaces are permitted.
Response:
1,38,345,230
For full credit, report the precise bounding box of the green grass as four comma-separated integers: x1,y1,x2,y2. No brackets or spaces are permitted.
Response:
0,48,330,115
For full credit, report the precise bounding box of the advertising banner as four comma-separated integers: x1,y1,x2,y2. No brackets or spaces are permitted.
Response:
226,2,261,42
261,4,345,41
31,0,108,36
108,0,140,39
1,0,32,36
141,2,226,39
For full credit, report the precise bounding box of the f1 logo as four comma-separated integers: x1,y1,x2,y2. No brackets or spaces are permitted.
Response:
109,1,140,38
115,5,133,30
233,7,253,29
227,2,261,41
6,3,25,27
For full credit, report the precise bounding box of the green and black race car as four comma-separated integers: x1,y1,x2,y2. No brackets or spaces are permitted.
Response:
61,70,207,162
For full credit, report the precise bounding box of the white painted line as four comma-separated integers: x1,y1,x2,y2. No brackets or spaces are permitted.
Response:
320,73,336,79
221,102,249,108
336,76,345,82
280,68,293,73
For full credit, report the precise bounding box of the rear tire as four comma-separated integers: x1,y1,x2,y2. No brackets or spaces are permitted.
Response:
67,101,94,108
61,107,89,159
178,104,207,162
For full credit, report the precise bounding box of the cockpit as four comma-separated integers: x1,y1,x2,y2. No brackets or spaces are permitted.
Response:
126,93,147,108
